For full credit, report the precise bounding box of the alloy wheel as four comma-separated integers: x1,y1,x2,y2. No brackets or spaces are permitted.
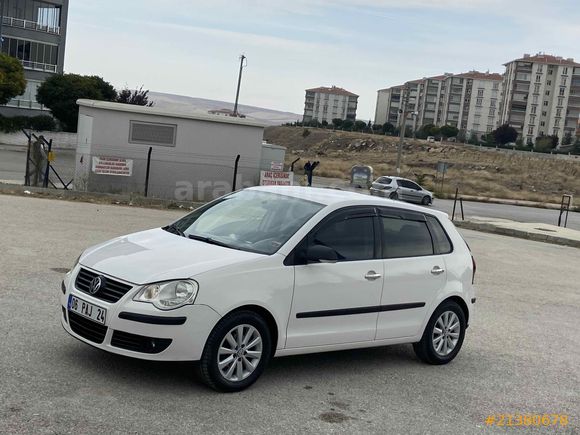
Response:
217,324,263,382
432,311,460,356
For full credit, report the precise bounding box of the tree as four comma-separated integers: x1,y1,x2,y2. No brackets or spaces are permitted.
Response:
353,120,367,132
37,74,117,132
342,119,354,131
0,53,27,105
382,122,395,134
332,118,343,129
321,120,328,128
468,132,479,145
535,135,559,152
440,125,459,139
562,132,573,146
117,85,154,106
572,138,580,155
492,124,518,145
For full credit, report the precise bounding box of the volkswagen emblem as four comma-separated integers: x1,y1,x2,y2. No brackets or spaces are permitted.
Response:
89,276,105,295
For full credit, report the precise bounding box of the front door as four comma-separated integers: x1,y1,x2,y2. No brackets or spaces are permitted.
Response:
285,208,384,348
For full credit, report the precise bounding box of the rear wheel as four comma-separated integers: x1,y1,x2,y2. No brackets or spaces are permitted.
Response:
198,311,272,392
413,300,466,365
421,196,431,205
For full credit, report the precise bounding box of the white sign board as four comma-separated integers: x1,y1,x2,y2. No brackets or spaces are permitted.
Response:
92,156,133,176
260,170,294,186
270,161,284,171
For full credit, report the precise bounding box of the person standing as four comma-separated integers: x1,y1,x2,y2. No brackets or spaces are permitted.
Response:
303,160,320,187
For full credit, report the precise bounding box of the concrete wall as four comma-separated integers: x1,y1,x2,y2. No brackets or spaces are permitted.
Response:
0,131,78,149
75,102,267,201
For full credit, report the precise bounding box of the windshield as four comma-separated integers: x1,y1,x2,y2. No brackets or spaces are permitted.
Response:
165,190,325,255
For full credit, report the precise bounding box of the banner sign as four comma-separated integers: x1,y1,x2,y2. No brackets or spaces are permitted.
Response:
260,170,293,186
92,156,133,176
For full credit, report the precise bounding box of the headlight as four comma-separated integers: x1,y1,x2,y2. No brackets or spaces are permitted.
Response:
133,280,199,310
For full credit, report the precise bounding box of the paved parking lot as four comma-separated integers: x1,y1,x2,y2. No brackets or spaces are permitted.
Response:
0,195,578,434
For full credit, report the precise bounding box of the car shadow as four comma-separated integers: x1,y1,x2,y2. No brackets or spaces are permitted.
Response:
60,340,419,393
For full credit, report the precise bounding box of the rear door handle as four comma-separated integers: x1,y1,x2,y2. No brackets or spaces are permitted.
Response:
431,266,445,275
365,271,382,281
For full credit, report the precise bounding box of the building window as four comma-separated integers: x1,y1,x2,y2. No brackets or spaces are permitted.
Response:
563,67,568,75
545,90,550,96
543,101,549,106
542,111,547,116
559,87,566,96
534,84,541,93
129,121,177,146
554,119,560,127
530,115,536,124
530,106,537,114
476,98,483,106
477,89,484,97
528,126,534,135
535,75,541,82
556,108,562,117
558,97,564,106
486,125,493,133
540,121,545,127
489,108,495,116
532,95,539,104
548,69,553,75
561,77,567,86
0,36,58,67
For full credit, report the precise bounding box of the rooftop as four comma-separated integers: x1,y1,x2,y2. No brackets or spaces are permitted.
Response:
305,86,358,97
77,99,267,128
507,53,580,67
455,71,503,81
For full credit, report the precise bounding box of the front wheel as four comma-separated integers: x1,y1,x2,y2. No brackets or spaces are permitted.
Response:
421,196,432,205
413,300,466,365
198,311,272,392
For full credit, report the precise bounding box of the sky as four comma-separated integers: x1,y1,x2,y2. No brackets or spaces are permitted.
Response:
66,0,580,120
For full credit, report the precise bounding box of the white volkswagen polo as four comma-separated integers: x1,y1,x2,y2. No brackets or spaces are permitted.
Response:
61,186,476,392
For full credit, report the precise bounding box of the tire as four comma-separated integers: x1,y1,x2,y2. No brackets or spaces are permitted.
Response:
198,311,272,392
389,192,399,200
421,196,431,206
413,300,466,365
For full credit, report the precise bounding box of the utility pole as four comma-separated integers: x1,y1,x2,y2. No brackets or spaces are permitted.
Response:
0,0,4,51
233,54,247,117
396,85,410,175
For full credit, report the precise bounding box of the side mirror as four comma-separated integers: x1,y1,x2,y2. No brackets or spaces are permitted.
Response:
306,245,338,264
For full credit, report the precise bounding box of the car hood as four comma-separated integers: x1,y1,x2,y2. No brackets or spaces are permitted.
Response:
79,228,265,285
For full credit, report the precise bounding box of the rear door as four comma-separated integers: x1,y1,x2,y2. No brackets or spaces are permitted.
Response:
285,207,384,348
375,208,449,339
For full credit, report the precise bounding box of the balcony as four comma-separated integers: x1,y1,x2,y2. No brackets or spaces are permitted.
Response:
20,60,57,72
5,98,46,111
2,16,60,35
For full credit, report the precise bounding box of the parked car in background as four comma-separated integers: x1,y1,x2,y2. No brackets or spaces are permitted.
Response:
61,186,474,392
370,176,434,205
427,136,436,143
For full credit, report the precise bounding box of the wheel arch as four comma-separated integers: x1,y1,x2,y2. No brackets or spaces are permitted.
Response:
225,304,280,356
441,295,469,326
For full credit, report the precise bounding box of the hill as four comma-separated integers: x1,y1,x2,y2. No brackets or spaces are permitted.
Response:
264,126,580,203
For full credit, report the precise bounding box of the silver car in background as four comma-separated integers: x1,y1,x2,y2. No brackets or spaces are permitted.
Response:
370,176,434,205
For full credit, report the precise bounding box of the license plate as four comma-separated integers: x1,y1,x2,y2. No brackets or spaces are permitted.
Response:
67,295,107,325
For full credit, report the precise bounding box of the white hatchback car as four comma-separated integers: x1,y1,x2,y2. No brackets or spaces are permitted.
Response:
61,186,476,392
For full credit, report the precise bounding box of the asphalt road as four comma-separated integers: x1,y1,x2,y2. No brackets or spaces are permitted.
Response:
0,195,578,434
433,198,580,231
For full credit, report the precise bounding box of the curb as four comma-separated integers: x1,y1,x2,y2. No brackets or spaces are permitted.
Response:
455,220,580,249
0,183,204,211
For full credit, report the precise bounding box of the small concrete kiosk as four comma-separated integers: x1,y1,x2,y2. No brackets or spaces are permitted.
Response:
74,99,277,201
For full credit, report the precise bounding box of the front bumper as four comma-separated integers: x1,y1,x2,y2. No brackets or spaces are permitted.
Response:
61,268,221,361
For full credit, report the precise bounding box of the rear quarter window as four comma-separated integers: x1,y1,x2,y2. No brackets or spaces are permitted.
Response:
381,217,434,258
426,215,453,254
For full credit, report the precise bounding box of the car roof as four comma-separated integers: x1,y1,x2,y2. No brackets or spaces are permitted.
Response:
248,186,447,218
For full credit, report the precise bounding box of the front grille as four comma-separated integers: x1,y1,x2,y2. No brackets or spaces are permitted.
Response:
111,330,172,354
68,311,108,344
75,268,133,303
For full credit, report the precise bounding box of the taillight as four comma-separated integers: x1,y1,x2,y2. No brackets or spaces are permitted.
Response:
471,255,476,284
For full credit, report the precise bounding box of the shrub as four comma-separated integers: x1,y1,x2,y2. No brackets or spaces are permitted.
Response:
0,115,57,133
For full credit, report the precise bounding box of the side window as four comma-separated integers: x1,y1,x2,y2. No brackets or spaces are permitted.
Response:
381,217,434,258
311,215,375,261
396,179,404,187
407,181,421,190
426,216,453,254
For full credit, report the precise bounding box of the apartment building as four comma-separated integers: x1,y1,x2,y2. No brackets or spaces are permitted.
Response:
302,86,358,124
375,71,501,138
0,0,69,116
499,53,580,144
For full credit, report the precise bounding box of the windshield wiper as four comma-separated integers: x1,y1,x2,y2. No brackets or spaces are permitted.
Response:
188,234,238,249
163,223,185,237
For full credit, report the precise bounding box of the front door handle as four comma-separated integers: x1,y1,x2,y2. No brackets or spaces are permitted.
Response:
365,271,382,281
431,266,445,275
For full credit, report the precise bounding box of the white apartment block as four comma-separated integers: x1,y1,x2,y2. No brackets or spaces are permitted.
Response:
499,53,580,145
374,72,502,138
302,86,358,124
